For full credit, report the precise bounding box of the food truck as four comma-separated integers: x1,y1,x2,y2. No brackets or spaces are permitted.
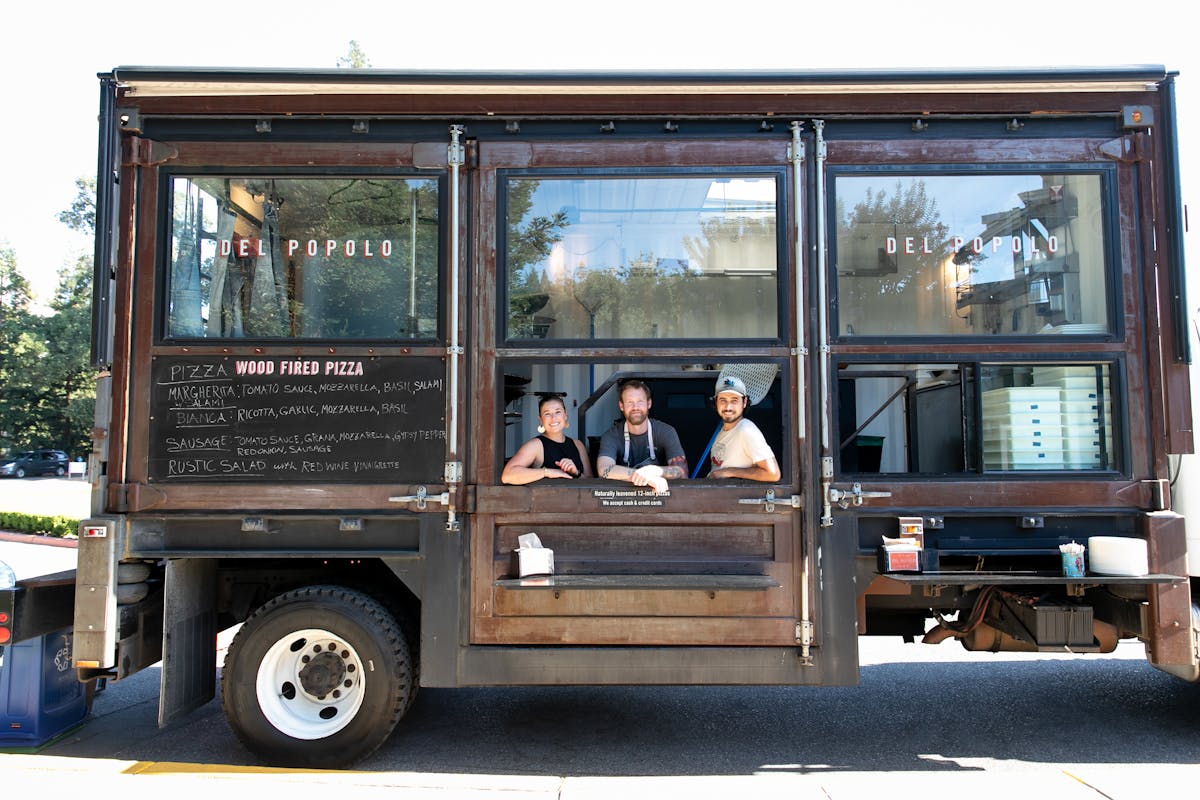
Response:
63,65,1197,766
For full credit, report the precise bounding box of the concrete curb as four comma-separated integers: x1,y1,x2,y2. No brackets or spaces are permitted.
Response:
0,531,77,548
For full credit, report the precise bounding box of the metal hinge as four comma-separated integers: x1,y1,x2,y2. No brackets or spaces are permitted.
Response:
796,620,815,665
447,124,465,167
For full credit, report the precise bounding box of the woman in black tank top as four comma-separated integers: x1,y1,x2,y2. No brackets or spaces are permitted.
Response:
501,396,593,484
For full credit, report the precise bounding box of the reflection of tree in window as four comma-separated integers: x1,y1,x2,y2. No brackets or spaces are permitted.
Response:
835,180,954,337
506,177,776,340
172,176,441,340
507,180,569,338
838,180,949,294
169,182,206,337
571,266,620,338
282,178,439,338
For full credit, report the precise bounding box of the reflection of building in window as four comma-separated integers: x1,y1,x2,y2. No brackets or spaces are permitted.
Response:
835,173,1109,337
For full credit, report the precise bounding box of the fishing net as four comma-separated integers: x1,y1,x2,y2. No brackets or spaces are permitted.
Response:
717,363,780,406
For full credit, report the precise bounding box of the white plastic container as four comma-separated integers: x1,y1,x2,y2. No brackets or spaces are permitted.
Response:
1087,536,1149,576
982,387,1062,406
983,427,1062,449
1030,366,1104,383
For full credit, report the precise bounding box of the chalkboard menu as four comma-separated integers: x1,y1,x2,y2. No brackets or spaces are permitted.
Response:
148,356,446,482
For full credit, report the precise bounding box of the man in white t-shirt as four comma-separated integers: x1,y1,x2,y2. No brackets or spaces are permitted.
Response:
709,376,781,482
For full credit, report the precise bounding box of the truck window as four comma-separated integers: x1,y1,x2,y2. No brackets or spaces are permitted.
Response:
832,169,1113,338
164,175,440,340
838,362,1117,474
500,360,786,482
502,173,782,342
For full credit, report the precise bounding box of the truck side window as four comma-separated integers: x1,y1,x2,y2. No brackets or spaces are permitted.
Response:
837,362,1117,474
503,173,782,342
832,169,1114,338
164,175,440,341
500,361,785,483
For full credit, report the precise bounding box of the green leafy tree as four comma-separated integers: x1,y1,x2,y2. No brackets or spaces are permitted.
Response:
505,180,568,337
0,245,42,452
0,177,100,457
837,179,948,296
47,178,99,455
336,41,371,69
39,256,95,454
57,177,97,234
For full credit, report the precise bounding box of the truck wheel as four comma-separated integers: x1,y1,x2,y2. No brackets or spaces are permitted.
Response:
221,586,412,768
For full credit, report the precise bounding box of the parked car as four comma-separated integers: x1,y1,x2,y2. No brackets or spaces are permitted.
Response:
0,449,70,478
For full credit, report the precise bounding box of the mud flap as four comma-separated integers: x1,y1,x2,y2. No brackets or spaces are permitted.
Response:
1145,512,1197,680
75,519,120,669
159,558,217,726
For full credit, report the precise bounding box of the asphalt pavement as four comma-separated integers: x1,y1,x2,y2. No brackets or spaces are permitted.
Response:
4,627,1197,799
3,478,1199,797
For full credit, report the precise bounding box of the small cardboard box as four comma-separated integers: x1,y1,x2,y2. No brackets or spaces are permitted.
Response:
879,543,921,573
514,532,554,577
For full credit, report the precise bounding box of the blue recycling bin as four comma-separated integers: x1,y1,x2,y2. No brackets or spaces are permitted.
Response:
0,627,89,748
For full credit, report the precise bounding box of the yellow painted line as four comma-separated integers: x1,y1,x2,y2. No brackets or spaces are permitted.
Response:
123,760,361,776
1062,770,1116,800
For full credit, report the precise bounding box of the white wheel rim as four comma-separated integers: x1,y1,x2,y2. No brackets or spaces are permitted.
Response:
255,627,366,740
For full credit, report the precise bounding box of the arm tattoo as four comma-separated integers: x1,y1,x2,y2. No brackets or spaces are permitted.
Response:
664,456,688,480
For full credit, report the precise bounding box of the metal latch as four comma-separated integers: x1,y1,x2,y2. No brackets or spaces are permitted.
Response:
827,483,892,509
388,486,450,510
738,489,801,513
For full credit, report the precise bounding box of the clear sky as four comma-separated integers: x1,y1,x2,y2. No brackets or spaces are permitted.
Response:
2,0,1195,305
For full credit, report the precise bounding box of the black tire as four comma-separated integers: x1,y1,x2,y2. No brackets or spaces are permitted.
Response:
221,586,412,768
55,466,66,476
15,467,24,478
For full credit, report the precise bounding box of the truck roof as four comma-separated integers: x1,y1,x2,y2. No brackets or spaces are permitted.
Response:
107,65,1173,98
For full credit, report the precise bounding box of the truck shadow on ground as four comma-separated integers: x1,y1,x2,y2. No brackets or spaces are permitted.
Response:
368,657,1200,775
44,655,1200,775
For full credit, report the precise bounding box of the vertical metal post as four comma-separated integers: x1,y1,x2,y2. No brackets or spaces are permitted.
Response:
92,74,119,369
445,125,466,531
790,121,808,440
790,121,814,663
813,120,836,527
